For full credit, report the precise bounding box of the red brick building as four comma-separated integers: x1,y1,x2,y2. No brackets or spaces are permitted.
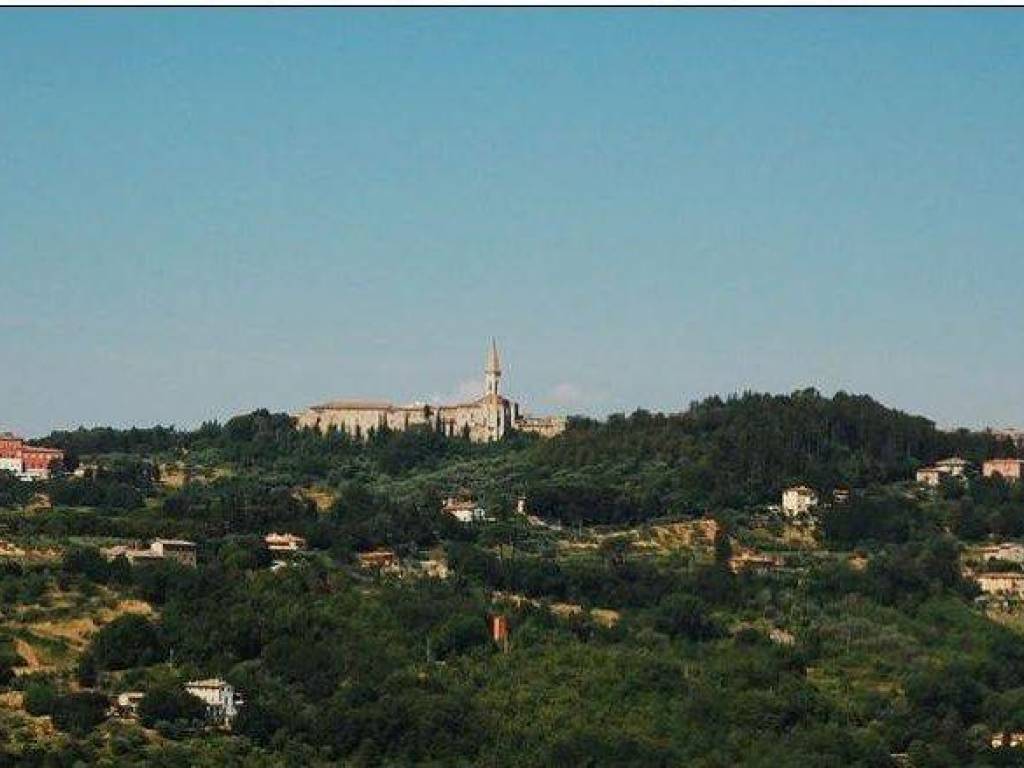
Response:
0,433,64,480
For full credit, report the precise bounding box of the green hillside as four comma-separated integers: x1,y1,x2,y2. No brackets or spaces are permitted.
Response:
1,390,1022,766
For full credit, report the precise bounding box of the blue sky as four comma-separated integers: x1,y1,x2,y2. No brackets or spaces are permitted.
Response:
2,10,1022,437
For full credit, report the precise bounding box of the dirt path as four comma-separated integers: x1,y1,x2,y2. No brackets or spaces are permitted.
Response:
13,638,43,672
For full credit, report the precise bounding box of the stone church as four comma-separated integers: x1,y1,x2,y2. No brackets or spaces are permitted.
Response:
295,340,566,442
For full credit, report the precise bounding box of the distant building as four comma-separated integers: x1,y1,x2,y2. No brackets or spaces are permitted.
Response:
992,732,1024,749
983,459,1024,483
916,456,971,487
357,549,399,571
832,488,851,504
729,550,784,575
936,457,971,475
296,340,566,443
0,433,64,481
781,486,819,517
976,572,1024,597
412,558,450,579
264,532,307,552
113,691,145,719
185,678,242,727
991,428,1024,450
102,538,197,567
150,539,197,567
977,542,1024,564
443,496,489,524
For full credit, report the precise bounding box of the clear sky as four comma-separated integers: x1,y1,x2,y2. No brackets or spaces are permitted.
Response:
2,10,1022,437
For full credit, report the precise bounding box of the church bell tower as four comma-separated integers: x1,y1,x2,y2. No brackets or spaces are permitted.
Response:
485,338,501,397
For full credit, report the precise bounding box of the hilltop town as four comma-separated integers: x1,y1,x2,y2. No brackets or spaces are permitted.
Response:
1,390,1024,766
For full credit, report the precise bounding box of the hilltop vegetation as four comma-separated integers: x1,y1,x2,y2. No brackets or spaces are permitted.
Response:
1,390,1023,766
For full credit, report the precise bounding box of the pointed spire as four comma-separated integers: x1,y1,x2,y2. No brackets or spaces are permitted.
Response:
486,337,501,375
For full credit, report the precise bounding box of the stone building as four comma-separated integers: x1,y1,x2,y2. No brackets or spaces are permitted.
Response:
916,457,971,487
443,495,490,524
992,428,1024,449
264,532,307,552
976,572,1024,598
781,486,819,517
296,340,566,443
185,678,242,727
983,458,1024,483
102,538,196,567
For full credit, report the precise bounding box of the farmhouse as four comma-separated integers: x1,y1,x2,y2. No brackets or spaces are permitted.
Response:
265,532,307,552
976,542,1024,564
185,678,242,727
916,457,971,487
103,539,197,567
357,549,399,571
781,486,818,517
729,550,784,575
443,496,490,524
113,691,145,719
976,572,1024,598
983,458,1024,483
0,433,64,481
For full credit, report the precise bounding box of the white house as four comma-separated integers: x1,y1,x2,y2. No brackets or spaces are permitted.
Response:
781,486,819,517
917,457,972,487
264,532,307,552
185,678,242,727
443,496,490,524
113,691,145,719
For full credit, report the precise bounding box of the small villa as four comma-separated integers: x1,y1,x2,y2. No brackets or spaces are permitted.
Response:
443,496,490,524
185,678,242,728
781,486,819,517
264,532,307,552
916,457,971,487
102,539,197,568
983,458,1024,483
357,549,399,571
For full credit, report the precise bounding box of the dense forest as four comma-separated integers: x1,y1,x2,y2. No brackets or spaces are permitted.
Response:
2,390,1023,766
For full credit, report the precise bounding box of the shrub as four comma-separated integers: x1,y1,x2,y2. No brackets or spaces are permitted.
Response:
50,691,109,735
89,614,163,670
138,686,207,730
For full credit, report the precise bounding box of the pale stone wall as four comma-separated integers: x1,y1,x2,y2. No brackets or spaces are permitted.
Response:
296,403,436,438
294,344,563,443
983,459,1024,482
517,415,567,438
782,487,818,516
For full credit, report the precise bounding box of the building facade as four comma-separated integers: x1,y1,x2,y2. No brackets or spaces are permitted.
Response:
265,532,307,552
983,458,1024,483
296,340,566,443
103,538,197,567
0,433,64,481
185,678,242,727
916,457,971,487
781,485,819,517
